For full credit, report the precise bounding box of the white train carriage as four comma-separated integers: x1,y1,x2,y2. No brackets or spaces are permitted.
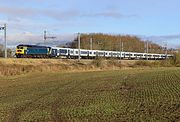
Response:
144,54,153,59
96,50,105,57
73,49,79,57
67,48,74,58
80,49,89,57
112,51,119,58
51,47,173,60
72,49,100,59
107,51,113,58
59,48,69,56
54,48,74,58
167,54,174,59
104,51,110,58
152,54,161,60
160,54,166,59
89,50,97,58
123,52,134,59
133,53,145,59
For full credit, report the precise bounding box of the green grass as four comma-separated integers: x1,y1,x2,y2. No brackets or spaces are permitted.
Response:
0,68,180,121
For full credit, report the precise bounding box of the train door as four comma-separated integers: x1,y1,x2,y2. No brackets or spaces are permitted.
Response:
96,51,98,57
87,51,90,59
51,49,57,57
68,50,70,58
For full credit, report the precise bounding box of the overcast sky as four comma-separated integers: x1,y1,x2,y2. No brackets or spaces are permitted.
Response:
0,0,180,48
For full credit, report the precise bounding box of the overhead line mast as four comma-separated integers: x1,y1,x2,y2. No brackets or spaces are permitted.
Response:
147,40,149,60
78,33,81,61
43,30,56,45
0,24,7,58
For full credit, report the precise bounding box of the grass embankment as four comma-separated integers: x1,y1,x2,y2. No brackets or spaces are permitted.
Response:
0,58,176,76
0,59,93,76
0,58,138,76
134,60,175,67
0,68,179,121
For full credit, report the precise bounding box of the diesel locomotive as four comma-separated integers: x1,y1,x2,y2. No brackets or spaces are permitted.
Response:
15,45,53,58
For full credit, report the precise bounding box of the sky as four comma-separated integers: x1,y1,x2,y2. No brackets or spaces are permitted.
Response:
0,0,180,48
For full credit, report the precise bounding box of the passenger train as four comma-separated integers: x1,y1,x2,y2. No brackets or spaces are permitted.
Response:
15,44,174,60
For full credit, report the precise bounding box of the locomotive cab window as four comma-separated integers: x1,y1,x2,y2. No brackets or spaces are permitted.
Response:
17,47,23,49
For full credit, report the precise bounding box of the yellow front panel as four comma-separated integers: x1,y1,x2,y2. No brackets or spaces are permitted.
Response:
15,47,25,55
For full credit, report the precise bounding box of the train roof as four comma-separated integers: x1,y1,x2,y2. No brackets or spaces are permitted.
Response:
17,44,51,48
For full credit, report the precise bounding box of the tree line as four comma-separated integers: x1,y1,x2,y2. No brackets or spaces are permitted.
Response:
69,33,174,54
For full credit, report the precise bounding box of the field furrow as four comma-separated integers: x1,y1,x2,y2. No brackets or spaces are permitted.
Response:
0,68,180,121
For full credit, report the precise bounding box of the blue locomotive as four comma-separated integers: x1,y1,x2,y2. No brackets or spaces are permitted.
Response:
15,44,53,58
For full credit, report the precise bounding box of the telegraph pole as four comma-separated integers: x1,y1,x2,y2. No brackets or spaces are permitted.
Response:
119,38,122,61
121,41,124,52
146,40,149,60
165,41,168,59
0,24,7,58
144,41,146,53
44,30,47,45
90,38,92,50
78,33,81,61
4,24,7,58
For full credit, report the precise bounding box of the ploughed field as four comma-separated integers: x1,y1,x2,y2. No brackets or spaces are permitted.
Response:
0,68,180,121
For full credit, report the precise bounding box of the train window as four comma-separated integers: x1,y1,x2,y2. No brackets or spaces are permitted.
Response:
17,47,23,49
134,54,143,56
98,52,104,55
126,54,132,56
76,51,78,54
94,52,96,54
90,52,92,54
145,54,150,56
153,55,159,57
53,50,56,53
60,49,67,54
106,53,108,55
71,51,73,54
81,51,88,54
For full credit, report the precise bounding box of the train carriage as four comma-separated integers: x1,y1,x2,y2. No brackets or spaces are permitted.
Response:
80,49,89,58
15,44,174,60
88,50,97,58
